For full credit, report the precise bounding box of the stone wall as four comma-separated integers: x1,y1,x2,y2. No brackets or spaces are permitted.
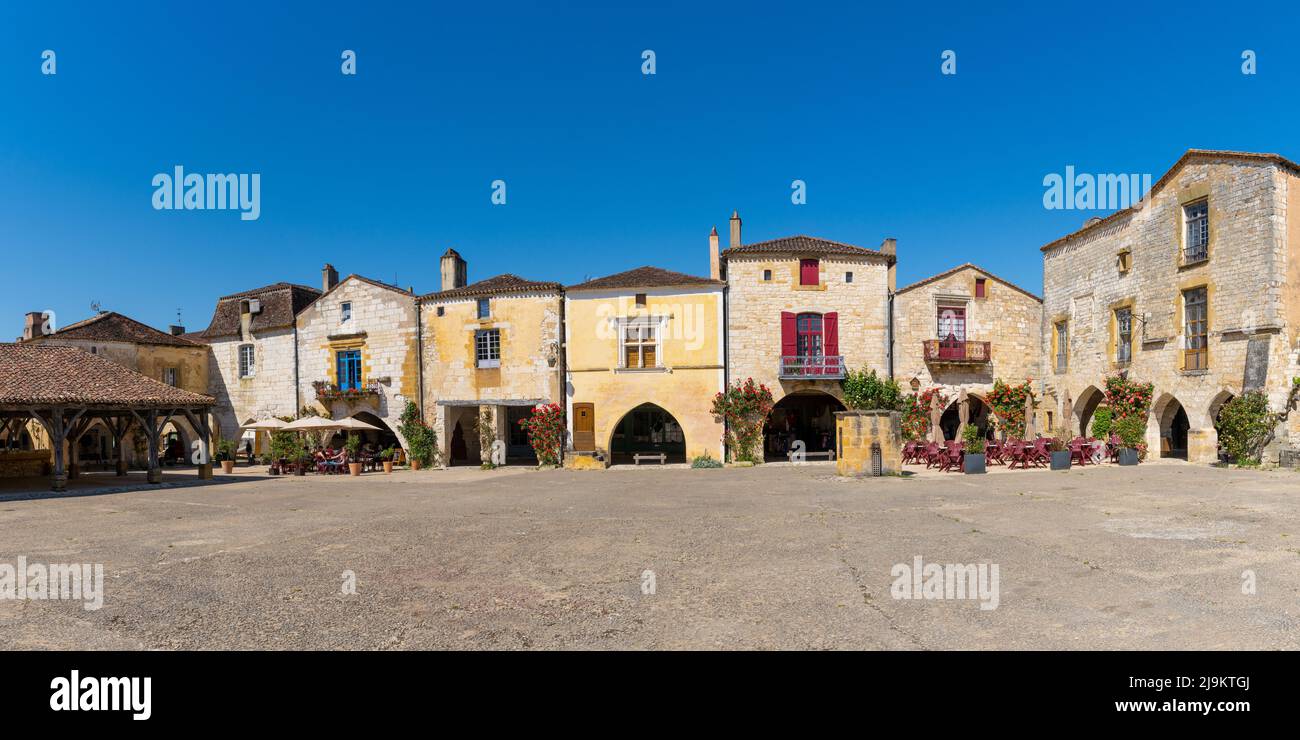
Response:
725,254,891,403
208,327,299,444
1041,156,1299,462
295,277,420,449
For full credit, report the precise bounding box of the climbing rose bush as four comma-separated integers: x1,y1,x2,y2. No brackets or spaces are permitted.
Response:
710,378,774,463
986,378,1033,439
902,387,949,441
518,403,565,466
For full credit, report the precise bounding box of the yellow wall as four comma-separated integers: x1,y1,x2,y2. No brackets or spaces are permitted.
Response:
565,286,724,461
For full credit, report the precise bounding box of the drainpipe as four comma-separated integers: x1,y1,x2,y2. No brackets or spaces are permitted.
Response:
416,298,425,418
293,324,301,415
722,280,730,462
886,292,895,380
557,292,566,466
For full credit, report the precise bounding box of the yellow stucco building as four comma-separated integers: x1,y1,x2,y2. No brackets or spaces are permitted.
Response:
564,266,725,465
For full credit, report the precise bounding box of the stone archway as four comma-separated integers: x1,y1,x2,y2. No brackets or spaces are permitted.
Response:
764,391,845,461
1075,385,1106,438
608,402,686,465
1153,393,1190,460
938,393,991,441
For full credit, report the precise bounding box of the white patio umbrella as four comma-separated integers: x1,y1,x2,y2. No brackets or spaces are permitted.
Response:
1023,392,1037,439
957,389,970,441
929,393,945,444
335,416,382,431
240,418,287,430
281,417,344,432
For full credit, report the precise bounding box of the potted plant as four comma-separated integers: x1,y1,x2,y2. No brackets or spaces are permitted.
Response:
961,424,986,474
398,401,437,470
345,435,363,476
1114,415,1144,466
1048,430,1071,470
215,439,238,474
380,446,396,474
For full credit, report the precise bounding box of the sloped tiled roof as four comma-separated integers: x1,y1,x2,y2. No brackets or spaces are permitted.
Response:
566,266,723,291
418,274,562,302
896,263,1042,302
319,274,415,301
0,344,214,407
37,312,201,348
721,235,890,260
199,282,321,339
1040,149,1300,253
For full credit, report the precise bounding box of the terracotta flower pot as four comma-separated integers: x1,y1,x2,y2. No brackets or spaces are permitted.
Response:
348,462,362,476
221,460,235,474
411,459,423,471
383,461,393,474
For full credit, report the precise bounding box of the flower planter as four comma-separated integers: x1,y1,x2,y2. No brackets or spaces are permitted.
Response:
348,462,362,476
963,453,986,474
382,461,393,474
220,460,235,474
1117,448,1140,466
411,459,423,471
1050,450,1072,470
294,461,307,476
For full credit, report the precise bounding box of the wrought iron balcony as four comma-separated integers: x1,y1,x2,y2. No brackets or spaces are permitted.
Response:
313,380,382,400
922,340,991,364
778,355,846,379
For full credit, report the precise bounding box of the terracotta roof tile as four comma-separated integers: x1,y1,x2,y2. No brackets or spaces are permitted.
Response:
566,266,723,291
418,274,561,302
199,282,321,338
0,344,214,407
896,263,1042,302
37,312,201,347
721,235,890,260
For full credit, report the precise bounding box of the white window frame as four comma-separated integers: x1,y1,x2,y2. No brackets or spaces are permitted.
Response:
617,317,665,370
163,367,179,387
238,344,256,378
341,301,352,323
475,328,500,368
1183,199,1209,262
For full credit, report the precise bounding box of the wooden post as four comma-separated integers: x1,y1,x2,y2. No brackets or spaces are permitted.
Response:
110,415,132,476
184,408,213,479
49,407,66,491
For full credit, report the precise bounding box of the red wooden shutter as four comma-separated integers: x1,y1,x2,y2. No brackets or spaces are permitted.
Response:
780,312,797,357
823,312,839,357
800,259,819,286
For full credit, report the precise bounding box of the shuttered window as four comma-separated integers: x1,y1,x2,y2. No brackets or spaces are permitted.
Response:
799,259,819,286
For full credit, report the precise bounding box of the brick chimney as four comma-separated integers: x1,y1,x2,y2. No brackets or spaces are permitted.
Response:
169,324,186,336
729,210,742,248
440,249,467,292
322,263,339,293
709,227,720,280
21,311,45,341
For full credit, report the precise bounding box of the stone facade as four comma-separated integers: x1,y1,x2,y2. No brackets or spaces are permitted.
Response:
893,264,1042,436
564,281,726,464
835,411,903,476
419,275,563,466
295,275,420,450
1041,151,1300,463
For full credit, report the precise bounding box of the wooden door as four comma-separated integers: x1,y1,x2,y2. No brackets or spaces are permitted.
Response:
573,403,595,451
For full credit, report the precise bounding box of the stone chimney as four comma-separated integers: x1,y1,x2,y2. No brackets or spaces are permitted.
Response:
169,324,186,336
729,210,742,248
322,263,339,293
21,311,44,341
709,227,721,280
440,249,468,292
880,238,897,292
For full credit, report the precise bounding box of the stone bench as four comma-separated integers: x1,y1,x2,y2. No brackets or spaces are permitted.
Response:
633,452,666,466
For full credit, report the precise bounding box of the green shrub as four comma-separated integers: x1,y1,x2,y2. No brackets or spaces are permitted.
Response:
961,423,985,454
398,401,438,467
1216,391,1273,464
1090,406,1112,438
1113,414,1146,449
842,368,903,411
691,453,723,469
710,378,775,463
215,438,237,462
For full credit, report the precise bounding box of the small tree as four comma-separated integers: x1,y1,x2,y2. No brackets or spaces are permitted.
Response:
1217,390,1279,464
841,368,903,411
398,401,438,468
710,378,775,463
518,403,565,466
1090,406,1113,438
1113,414,1147,452
961,423,985,455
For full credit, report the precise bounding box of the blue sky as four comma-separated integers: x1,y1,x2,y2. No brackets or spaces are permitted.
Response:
3,0,1298,335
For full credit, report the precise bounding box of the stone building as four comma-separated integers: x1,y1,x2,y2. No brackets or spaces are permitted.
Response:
295,266,419,451
418,249,563,465
719,211,896,460
16,310,215,469
195,281,321,444
893,264,1043,439
1040,149,1300,463
564,266,725,465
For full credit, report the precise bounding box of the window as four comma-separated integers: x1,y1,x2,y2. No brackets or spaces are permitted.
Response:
1115,308,1132,364
1184,287,1208,370
799,259,819,286
341,302,352,322
436,306,445,317
974,278,986,298
937,305,966,342
845,271,854,284
762,269,772,281
475,329,500,368
477,298,490,319
635,293,647,308
1117,250,1131,273
1184,200,1209,263
622,321,659,369
796,313,824,357
336,349,362,390
238,344,256,378
1054,322,1068,372
163,367,179,387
